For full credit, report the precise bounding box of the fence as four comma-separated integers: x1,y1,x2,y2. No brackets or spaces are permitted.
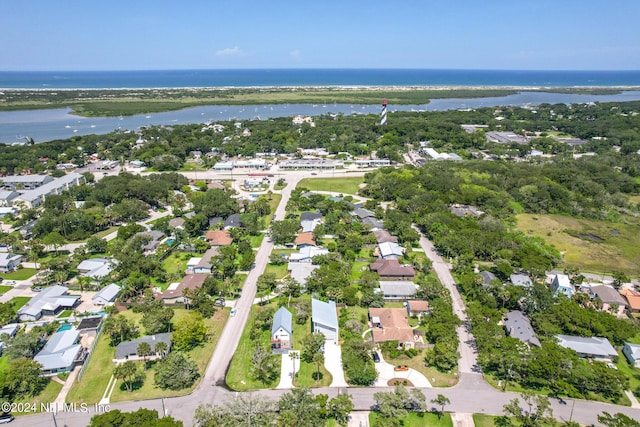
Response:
77,316,105,381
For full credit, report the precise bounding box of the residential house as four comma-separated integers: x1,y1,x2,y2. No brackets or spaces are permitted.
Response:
76,316,103,336
0,253,22,273
311,299,339,343
369,307,416,349
34,330,85,375
193,247,219,274
590,285,628,316
18,285,80,321
287,262,318,286
205,230,233,246
289,246,329,263
134,230,165,255
510,273,533,288
271,307,293,353
378,281,417,300
555,335,617,361
77,257,115,281
0,324,19,355
550,274,574,297
294,233,316,249
372,230,398,244
351,208,376,220
300,211,322,233
504,311,541,347
168,217,185,230
620,288,640,313
623,342,640,368
480,271,499,288
449,204,485,218
362,217,384,230
208,216,224,228
113,333,172,363
223,213,242,230
92,283,121,306
157,274,208,305
406,300,430,317
0,207,18,218
370,259,415,281
377,242,404,260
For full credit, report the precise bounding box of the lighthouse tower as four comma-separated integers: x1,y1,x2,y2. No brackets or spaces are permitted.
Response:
380,98,388,125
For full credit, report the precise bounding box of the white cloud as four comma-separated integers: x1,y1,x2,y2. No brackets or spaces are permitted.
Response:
216,46,245,56
290,49,301,58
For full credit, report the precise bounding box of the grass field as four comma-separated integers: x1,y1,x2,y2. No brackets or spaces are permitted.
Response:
226,305,280,390
15,380,63,415
369,411,453,427
297,177,364,195
516,213,640,276
161,251,191,276
67,307,229,404
0,286,12,295
0,268,37,281
473,414,499,427
9,296,30,311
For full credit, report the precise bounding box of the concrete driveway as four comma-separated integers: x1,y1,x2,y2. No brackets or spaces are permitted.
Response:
276,350,300,389
373,351,432,388
323,341,348,387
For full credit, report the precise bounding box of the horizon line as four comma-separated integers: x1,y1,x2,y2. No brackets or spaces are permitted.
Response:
2,67,640,73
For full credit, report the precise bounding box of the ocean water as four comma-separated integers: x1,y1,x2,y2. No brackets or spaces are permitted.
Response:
1,69,640,89
3,90,640,144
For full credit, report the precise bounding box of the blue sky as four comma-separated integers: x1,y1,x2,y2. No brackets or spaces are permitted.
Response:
1,0,639,71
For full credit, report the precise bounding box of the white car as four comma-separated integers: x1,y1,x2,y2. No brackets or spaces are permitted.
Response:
230,308,237,317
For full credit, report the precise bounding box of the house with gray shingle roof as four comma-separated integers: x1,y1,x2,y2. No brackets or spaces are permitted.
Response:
113,333,172,363
0,253,22,273
271,307,293,353
504,311,540,347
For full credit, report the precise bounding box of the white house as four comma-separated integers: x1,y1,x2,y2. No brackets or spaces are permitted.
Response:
556,334,617,361
34,330,85,376
18,285,80,321
311,299,339,343
113,333,172,363
77,257,116,280
623,342,640,368
550,274,574,298
0,253,22,273
92,283,121,306
271,307,293,353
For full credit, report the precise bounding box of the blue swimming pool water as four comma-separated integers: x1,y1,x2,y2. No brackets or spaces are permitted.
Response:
57,323,72,332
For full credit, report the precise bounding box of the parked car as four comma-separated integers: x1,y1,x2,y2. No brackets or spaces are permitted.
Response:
394,365,409,372
0,412,14,423
214,298,226,307
372,351,381,363
4,281,16,286
31,286,42,292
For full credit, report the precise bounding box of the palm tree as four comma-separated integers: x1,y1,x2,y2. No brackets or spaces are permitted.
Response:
137,341,151,370
154,341,168,359
312,352,324,382
289,351,299,384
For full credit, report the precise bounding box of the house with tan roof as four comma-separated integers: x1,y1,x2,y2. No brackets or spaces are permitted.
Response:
157,273,208,305
294,232,316,248
372,229,398,244
590,285,627,316
369,307,417,349
620,288,640,313
406,300,430,318
370,259,415,281
205,230,233,246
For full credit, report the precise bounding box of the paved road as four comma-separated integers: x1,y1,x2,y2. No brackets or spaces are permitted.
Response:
414,226,479,375
13,170,640,427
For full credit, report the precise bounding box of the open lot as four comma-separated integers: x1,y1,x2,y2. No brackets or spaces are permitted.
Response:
297,177,364,195
369,411,453,427
516,213,640,276
0,268,37,281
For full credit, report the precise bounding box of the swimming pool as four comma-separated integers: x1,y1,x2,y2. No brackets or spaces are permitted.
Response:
165,238,175,245
57,323,72,332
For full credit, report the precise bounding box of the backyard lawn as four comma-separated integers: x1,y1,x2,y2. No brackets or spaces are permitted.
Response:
161,251,191,276
8,296,30,311
0,268,37,281
297,177,364,195
0,286,12,295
